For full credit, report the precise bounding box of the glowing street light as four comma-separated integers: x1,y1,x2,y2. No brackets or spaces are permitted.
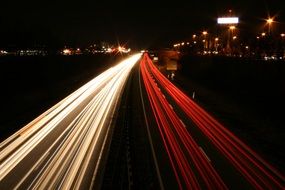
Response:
192,34,196,38
266,18,274,34
229,25,236,30
233,36,237,40
214,38,219,52
261,32,266,37
281,33,285,38
267,18,273,24
202,31,208,51
63,48,72,55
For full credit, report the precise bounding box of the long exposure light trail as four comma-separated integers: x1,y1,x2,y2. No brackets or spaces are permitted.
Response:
140,53,285,189
0,53,141,189
140,54,227,189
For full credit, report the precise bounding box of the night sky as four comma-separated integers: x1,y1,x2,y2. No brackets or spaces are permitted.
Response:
1,0,284,49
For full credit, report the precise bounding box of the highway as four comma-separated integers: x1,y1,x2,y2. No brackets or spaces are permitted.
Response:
0,53,142,189
1,52,285,190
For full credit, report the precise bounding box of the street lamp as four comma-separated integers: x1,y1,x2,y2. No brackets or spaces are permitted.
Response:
281,33,285,38
214,38,219,52
267,18,274,34
202,31,208,52
229,25,236,30
229,26,236,36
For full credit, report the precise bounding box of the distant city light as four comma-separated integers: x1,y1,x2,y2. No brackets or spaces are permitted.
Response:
63,49,72,55
192,34,196,38
215,38,219,41
0,50,8,55
117,46,130,53
218,17,239,24
106,48,113,53
281,33,285,37
229,26,236,30
261,32,266,36
202,31,208,35
233,36,237,40
267,18,274,24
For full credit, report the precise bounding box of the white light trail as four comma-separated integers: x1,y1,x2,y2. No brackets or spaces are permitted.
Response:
0,53,141,189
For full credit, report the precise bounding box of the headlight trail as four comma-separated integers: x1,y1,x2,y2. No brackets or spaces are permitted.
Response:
0,53,141,189
140,53,285,189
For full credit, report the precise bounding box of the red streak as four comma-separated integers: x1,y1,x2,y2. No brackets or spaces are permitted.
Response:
140,54,228,190
141,53,285,189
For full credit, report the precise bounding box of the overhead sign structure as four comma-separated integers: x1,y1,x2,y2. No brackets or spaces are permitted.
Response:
217,17,239,24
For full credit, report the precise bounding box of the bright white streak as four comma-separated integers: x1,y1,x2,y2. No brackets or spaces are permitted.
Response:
217,17,239,24
0,53,141,187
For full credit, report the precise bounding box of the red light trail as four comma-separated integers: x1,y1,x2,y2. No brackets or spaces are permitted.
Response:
140,53,285,189
140,54,228,189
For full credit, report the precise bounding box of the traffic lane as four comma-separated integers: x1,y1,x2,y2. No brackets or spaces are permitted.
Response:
0,96,97,189
155,77,285,189
0,81,107,162
146,60,280,188
0,54,142,189
131,63,163,189
0,77,113,188
147,65,254,189
159,90,253,190
140,57,228,189
25,65,133,189
138,63,182,189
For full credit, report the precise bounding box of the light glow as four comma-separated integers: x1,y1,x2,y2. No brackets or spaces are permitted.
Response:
218,17,239,24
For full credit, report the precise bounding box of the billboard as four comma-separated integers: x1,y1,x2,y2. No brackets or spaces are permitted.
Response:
217,17,239,24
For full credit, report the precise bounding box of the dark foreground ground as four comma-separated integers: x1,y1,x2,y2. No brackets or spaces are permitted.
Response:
174,55,285,174
0,54,125,141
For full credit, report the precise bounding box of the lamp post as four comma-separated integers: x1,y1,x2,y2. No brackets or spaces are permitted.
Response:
281,34,285,59
217,15,239,55
227,25,236,55
214,37,219,52
202,31,208,53
267,18,274,34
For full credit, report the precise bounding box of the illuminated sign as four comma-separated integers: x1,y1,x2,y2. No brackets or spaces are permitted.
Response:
217,17,239,24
